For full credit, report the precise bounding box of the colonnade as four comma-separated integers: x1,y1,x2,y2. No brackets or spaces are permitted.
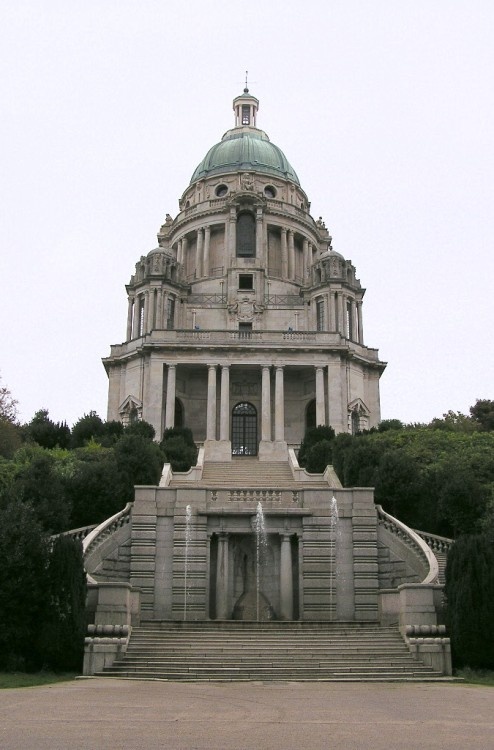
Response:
175,218,316,283
163,361,342,437
126,289,176,340
317,291,364,343
215,531,294,620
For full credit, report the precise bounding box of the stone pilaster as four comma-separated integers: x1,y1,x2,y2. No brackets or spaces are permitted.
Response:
216,533,230,619
280,534,293,620
164,364,176,430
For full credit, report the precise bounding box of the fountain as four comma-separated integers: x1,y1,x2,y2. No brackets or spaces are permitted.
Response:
255,501,268,621
183,504,192,620
329,496,339,621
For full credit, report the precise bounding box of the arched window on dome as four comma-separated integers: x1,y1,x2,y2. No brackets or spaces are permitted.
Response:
236,212,256,257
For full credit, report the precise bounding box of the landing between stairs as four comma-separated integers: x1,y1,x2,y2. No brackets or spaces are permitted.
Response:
170,457,329,488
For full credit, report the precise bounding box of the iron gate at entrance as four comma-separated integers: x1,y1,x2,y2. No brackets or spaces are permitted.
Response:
232,402,257,455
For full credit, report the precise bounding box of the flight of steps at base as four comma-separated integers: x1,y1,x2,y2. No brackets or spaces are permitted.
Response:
94,621,447,682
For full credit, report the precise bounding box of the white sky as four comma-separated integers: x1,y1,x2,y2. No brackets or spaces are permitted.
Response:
1,0,493,427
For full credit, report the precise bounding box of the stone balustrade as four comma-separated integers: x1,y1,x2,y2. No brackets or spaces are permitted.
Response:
377,505,439,585
108,329,381,358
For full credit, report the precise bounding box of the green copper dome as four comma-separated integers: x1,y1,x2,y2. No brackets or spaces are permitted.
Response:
190,127,300,186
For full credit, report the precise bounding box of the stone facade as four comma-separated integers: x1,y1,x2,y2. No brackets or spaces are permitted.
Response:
84,91,450,676
103,88,386,458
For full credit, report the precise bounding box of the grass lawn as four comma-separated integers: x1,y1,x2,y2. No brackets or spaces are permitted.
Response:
0,672,78,689
456,668,494,686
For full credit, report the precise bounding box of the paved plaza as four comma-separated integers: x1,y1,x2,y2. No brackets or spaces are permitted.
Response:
0,678,493,749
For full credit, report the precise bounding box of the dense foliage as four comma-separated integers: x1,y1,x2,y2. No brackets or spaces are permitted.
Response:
0,503,86,671
298,406,494,539
445,532,494,669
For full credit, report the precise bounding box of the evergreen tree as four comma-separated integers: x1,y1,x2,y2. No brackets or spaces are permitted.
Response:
160,427,198,472
0,502,49,670
445,532,494,669
41,535,87,671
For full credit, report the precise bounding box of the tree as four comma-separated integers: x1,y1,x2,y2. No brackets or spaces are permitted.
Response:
0,502,49,670
445,532,494,669
160,427,198,472
8,452,70,533
66,454,125,528
24,409,71,449
0,418,21,458
298,426,335,468
124,419,155,439
0,373,18,423
114,434,164,500
71,411,105,448
470,399,494,431
429,411,477,433
40,535,87,671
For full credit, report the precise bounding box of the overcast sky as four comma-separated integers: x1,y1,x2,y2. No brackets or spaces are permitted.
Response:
1,1,493,427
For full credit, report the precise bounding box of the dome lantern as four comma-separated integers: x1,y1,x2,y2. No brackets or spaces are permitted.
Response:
233,87,259,128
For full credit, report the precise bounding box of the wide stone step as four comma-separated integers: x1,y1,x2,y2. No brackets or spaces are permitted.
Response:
94,620,445,682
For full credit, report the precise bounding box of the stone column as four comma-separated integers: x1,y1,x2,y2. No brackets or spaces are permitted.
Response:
206,364,217,440
133,295,141,337
281,228,288,278
357,301,364,344
288,230,295,280
274,367,285,441
338,293,345,336
196,228,203,279
228,208,236,266
216,533,229,620
155,288,163,329
256,208,263,262
177,239,183,266
303,239,309,280
126,296,134,340
143,290,150,333
203,225,210,277
261,366,271,441
315,366,326,426
182,236,188,275
280,534,293,620
219,365,230,441
164,364,176,430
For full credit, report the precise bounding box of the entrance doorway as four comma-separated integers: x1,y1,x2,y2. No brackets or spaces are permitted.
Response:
232,402,258,455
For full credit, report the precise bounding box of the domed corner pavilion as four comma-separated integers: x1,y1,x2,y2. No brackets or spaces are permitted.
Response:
82,89,451,679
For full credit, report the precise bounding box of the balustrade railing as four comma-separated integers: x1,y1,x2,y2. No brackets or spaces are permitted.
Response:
414,530,453,555
264,294,304,306
187,293,227,305
376,505,439,585
83,502,132,559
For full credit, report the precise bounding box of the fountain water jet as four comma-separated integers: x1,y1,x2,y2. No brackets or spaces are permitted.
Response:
329,496,339,621
184,504,192,621
255,502,268,621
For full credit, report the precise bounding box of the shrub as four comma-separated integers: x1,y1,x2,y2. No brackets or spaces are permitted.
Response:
445,532,494,669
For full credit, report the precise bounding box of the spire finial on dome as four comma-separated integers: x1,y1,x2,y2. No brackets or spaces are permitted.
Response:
244,69,249,93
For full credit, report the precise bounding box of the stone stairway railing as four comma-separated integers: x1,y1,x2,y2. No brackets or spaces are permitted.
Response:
376,505,439,585
414,530,453,555
51,523,97,545
83,502,132,584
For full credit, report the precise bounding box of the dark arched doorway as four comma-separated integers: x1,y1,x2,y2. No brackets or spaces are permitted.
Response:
232,402,258,456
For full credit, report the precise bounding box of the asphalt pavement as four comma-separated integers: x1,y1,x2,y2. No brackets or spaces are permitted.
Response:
1,678,493,749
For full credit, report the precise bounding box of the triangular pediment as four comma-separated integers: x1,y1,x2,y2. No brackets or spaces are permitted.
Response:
348,397,370,415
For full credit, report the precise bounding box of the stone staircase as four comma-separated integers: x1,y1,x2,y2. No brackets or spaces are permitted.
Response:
171,458,328,488
94,621,447,681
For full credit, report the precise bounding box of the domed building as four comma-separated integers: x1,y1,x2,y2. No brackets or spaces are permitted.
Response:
103,87,385,456
83,90,451,680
